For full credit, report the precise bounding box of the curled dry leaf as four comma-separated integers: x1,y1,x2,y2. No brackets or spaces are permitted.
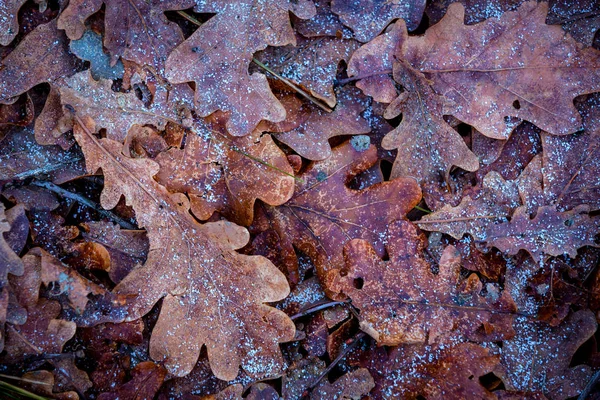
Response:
0,19,79,104
264,87,371,160
360,342,499,399
165,0,316,137
331,0,426,42
256,141,421,285
497,310,597,399
485,205,599,262
73,116,295,380
326,220,516,346
58,0,191,74
155,114,294,226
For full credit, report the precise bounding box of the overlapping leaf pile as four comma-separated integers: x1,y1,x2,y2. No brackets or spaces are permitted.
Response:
1,0,599,399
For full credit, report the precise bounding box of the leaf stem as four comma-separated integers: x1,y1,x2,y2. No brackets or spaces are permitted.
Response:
290,300,349,320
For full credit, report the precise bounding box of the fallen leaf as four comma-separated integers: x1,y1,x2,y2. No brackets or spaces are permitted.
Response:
0,0,28,45
165,0,317,137
73,115,295,380
496,310,597,399
327,220,516,345
256,140,421,285
98,361,167,400
155,114,294,226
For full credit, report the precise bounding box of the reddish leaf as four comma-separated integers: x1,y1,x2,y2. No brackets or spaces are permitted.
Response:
485,205,599,262
331,0,426,42
497,310,597,399
0,19,78,104
0,203,23,286
0,0,28,45
327,220,515,345
73,116,295,380
155,114,294,226
58,0,191,74
256,140,421,284
165,0,316,136
98,361,167,400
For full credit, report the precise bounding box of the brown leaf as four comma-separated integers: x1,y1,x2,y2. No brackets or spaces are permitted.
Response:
293,0,349,38
34,85,74,149
58,0,191,74
497,310,597,399
327,220,515,345
265,87,371,160
0,0,28,45
417,171,521,241
331,0,426,42
98,361,167,400
0,19,78,104
312,368,374,400
58,70,193,142
1,203,23,286
256,140,421,285
360,342,499,399
485,205,600,262
165,0,316,136
257,36,359,107
73,116,295,380
155,114,294,226
542,94,600,211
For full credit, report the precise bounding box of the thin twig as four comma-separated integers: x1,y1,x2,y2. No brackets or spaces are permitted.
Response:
303,332,366,398
30,181,137,230
176,10,333,113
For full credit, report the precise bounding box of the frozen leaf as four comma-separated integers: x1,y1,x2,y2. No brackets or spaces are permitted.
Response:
58,0,191,74
417,172,521,241
313,367,374,400
485,205,600,262
497,310,597,399
351,2,600,140
547,0,600,47
1,203,23,286
361,342,499,399
73,116,295,380
0,19,79,104
542,94,600,211
34,85,74,149
257,36,359,107
58,70,193,142
165,0,316,136
331,0,426,42
20,370,79,400
69,30,125,80
0,0,27,45
256,141,421,284
293,0,349,38
98,361,167,400
327,220,515,345
155,114,294,226
265,87,371,160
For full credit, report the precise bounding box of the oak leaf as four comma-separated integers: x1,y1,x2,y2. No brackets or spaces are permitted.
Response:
155,114,294,226
1,203,23,289
165,0,316,137
485,205,599,262
264,87,371,160
331,0,426,42
58,0,191,74
326,220,515,345
255,140,421,284
97,361,167,400
293,0,349,38
497,310,597,399
359,342,499,399
0,19,79,104
0,0,27,45
72,116,295,380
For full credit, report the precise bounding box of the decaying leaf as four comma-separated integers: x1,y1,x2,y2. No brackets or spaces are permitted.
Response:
327,220,515,345
0,0,28,46
73,116,295,380
497,310,597,399
256,141,421,284
97,361,167,400
1,203,23,288
165,0,316,136
155,114,294,226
